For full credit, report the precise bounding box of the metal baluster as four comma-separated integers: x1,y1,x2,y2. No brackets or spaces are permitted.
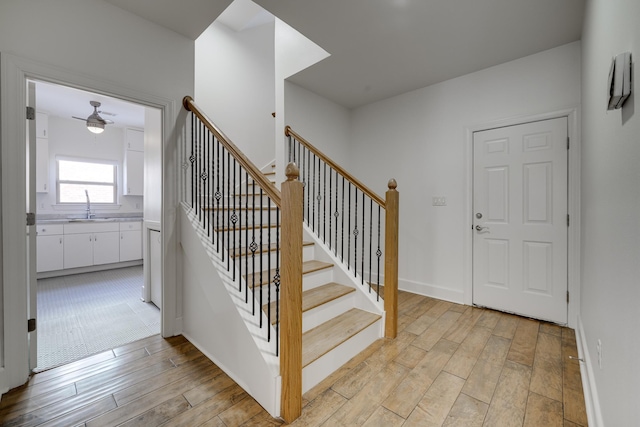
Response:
275,207,280,354
254,187,264,328
251,177,257,314
206,130,211,237
354,188,358,277
361,191,365,284
329,166,332,251
335,169,339,256
341,176,345,263
312,153,316,233
232,159,237,282
316,156,321,238
216,138,221,254
190,113,195,208
307,148,311,226
377,204,382,301
347,183,351,270
245,171,249,305
323,162,326,243
264,189,268,332
369,198,373,291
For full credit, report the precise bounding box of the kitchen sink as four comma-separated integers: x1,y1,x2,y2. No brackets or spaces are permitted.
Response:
69,218,115,222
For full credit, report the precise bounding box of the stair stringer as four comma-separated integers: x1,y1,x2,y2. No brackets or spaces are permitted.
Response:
179,206,281,418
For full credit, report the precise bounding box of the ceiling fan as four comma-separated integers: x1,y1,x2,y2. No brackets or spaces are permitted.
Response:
72,100,115,134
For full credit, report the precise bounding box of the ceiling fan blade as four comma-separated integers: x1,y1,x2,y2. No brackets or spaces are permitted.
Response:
104,119,115,124
72,116,87,121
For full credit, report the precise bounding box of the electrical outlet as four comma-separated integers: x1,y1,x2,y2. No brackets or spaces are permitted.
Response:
597,339,603,369
432,196,447,206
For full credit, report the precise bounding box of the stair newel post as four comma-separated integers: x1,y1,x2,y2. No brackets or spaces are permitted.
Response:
384,179,399,338
280,162,304,422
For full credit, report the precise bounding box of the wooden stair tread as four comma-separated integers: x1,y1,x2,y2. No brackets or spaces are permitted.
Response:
302,308,381,367
215,224,278,232
263,282,356,324
232,241,314,258
245,260,333,287
203,206,278,211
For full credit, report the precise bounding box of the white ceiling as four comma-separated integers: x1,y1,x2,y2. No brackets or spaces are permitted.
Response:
252,0,585,108
43,0,584,119
34,80,146,130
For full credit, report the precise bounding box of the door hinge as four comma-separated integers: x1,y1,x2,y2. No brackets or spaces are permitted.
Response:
567,137,570,150
26,106,35,120
26,212,35,226
567,214,570,227
567,291,570,303
28,318,36,332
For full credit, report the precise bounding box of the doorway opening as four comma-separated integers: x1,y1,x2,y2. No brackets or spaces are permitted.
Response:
28,80,162,371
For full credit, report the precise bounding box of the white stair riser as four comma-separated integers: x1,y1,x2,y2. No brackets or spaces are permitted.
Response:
232,244,315,267
204,208,279,226
302,292,355,333
215,227,280,244
302,318,383,394
254,267,334,297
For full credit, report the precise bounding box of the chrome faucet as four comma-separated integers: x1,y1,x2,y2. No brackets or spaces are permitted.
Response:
84,189,94,219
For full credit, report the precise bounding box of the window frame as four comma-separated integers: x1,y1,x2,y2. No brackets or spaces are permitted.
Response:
56,157,118,205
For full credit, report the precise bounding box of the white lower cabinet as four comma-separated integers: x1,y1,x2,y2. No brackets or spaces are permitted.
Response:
36,224,64,273
63,233,94,269
40,220,142,273
120,221,142,262
63,231,120,268
37,235,64,272
93,232,120,265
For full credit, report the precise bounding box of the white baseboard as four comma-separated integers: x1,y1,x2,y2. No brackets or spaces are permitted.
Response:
399,278,464,304
576,316,604,427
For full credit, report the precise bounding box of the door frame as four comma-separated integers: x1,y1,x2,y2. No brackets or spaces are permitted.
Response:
0,53,177,393
463,108,581,328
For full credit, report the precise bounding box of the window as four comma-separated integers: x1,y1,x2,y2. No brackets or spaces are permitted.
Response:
57,159,117,204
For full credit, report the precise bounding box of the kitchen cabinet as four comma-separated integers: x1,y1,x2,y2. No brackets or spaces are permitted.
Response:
149,229,162,308
125,128,144,151
35,112,49,193
120,221,142,262
36,224,63,272
63,222,120,269
93,232,120,265
124,150,144,195
124,128,144,196
35,112,48,138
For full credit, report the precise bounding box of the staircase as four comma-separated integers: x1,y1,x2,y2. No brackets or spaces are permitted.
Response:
179,97,398,422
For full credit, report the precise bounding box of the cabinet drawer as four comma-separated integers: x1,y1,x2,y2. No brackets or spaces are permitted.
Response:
120,221,142,231
36,224,64,235
64,222,119,234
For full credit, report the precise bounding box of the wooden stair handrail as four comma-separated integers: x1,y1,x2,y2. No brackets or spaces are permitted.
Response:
184,96,282,207
285,126,386,208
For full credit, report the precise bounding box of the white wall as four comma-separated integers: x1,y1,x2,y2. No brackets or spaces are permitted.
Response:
349,42,581,301
36,117,143,216
0,0,194,392
195,20,276,170
580,0,640,424
284,81,351,165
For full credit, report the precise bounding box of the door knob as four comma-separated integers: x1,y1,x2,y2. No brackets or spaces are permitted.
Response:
475,225,490,232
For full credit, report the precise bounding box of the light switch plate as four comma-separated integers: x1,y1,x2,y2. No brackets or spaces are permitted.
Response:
432,197,446,206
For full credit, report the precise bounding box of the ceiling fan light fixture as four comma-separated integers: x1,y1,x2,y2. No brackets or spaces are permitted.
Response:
87,122,105,134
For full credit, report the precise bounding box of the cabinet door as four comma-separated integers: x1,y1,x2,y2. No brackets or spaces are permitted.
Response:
35,138,49,193
93,231,120,265
36,112,48,138
120,230,142,261
64,233,93,269
149,230,162,308
125,128,144,151
124,150,144,196
37,235,63,272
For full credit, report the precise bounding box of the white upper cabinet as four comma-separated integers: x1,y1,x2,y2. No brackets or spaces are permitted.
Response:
124,128,144,196
35,112,48,138
35,112,49,193
125,128,144,151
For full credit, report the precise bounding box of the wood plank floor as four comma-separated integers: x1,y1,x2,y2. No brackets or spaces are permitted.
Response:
0,291,588,426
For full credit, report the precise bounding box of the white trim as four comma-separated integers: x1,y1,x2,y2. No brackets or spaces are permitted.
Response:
0,53,176,393
576,315,604,427
399,278,464,305
463,107,581,327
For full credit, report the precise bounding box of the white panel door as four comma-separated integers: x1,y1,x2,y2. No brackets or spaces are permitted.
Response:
473,117,568,324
